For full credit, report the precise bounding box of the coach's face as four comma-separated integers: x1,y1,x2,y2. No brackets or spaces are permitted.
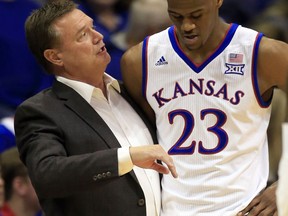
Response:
44,9,111,86
167,0,223,51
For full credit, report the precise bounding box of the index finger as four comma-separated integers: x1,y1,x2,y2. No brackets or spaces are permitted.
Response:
161,155,178,178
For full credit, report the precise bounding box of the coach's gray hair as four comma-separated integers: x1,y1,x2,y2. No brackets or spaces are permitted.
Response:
25,0,77,74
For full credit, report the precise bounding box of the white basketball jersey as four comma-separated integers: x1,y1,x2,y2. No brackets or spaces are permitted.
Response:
143,24,271,216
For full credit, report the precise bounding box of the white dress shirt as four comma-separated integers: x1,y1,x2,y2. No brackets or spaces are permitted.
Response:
56,74,160,216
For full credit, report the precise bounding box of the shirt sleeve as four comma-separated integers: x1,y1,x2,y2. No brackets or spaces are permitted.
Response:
117,146,134,176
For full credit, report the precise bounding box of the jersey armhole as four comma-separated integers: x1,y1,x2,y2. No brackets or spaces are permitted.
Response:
252,33,272,108
142,36,150,100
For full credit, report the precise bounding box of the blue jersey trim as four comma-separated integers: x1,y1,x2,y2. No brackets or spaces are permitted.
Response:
252,33,271,107
168,24,239,73
142,37,149,100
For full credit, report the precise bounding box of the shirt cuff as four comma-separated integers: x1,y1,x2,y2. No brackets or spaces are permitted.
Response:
118,146,133,176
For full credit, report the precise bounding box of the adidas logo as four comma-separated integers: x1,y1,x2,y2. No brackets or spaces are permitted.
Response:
155,56,168,66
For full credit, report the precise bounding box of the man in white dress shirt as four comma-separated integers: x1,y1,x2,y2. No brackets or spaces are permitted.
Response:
13,1,177,216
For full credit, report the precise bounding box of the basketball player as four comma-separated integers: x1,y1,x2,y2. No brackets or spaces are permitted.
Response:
121,0,288,215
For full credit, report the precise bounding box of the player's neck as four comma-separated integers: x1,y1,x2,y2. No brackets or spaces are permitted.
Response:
184,21,230,64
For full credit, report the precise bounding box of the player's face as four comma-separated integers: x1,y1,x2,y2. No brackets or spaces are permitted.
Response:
167,0,223,51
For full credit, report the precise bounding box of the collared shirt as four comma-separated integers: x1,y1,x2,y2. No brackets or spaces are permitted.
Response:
56,74,160,216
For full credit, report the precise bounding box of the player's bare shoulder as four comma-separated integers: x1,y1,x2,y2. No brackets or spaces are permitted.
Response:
260,37,288,56
258,36,288,90
121,42,143,77
121,42,143,97
121,42,155,122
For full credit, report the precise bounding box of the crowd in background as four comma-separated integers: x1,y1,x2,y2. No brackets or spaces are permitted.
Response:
0,0,287,215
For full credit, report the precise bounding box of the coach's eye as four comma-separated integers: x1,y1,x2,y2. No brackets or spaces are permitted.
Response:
78,30,89,41
191,14,202,19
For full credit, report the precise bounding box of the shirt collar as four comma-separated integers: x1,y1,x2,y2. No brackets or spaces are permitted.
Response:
56,73,121,104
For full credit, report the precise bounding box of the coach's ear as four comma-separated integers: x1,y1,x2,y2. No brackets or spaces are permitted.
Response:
44,49,63,67
216,0,223,8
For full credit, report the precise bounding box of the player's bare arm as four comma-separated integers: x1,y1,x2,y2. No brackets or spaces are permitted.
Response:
257,37,288,96
121,42,156,124
238,37,288,216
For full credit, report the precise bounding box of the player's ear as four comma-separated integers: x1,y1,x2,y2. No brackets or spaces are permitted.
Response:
43,49,63,66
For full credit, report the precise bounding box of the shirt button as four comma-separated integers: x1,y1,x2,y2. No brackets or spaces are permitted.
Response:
137,199,145,207
106,172,111,177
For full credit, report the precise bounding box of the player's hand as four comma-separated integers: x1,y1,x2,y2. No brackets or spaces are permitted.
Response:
237,182,278,216
129,144,178,178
